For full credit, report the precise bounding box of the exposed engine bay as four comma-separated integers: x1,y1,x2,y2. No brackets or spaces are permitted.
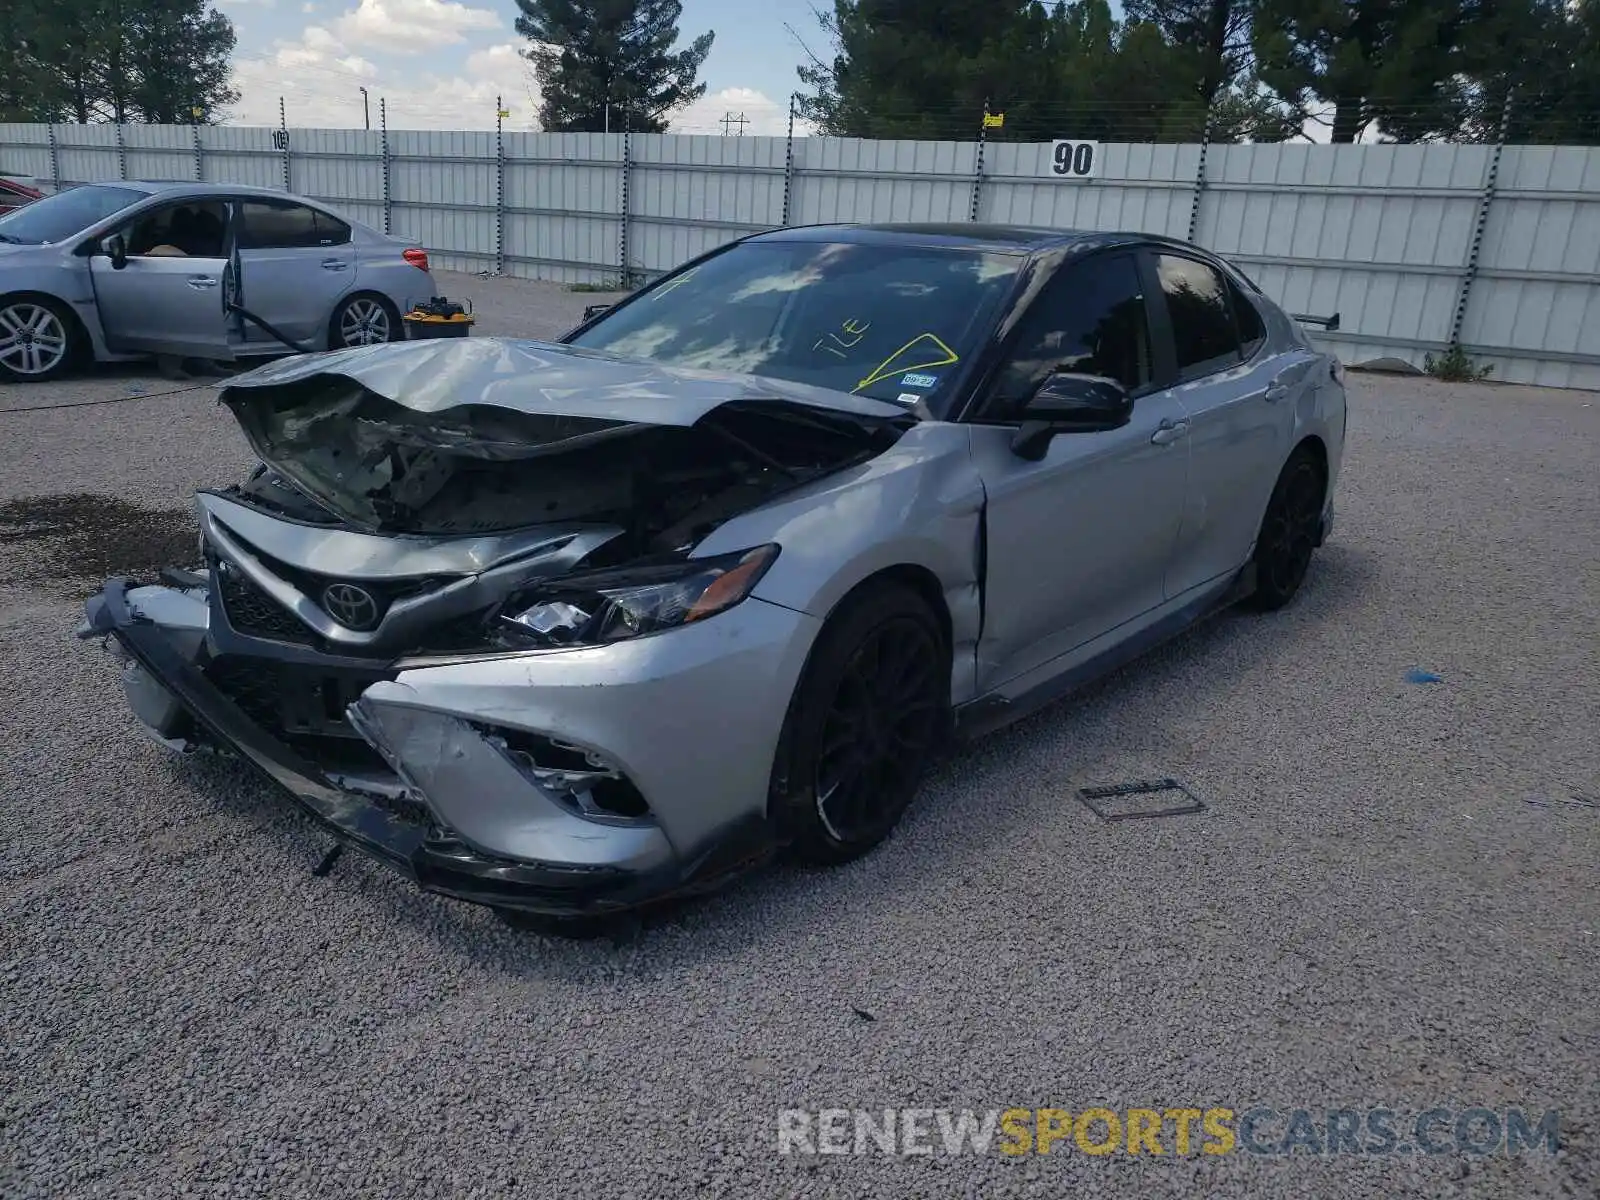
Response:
202,377,910,662
225,377,904,560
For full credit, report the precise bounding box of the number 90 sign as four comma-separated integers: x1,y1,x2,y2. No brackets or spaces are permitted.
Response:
1049,140,1099,180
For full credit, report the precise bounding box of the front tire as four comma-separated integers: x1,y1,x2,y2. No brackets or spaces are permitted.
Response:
0,294,82,382
770,582,948,866
328,293,401,349
1245,447,1326,611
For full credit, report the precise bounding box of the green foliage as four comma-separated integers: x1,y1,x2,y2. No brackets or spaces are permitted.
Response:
1,0,236,124
798,0,1600,145
1251,0,1600,143
515,0,714,133
1424,344,1493,382
797,0,1227,141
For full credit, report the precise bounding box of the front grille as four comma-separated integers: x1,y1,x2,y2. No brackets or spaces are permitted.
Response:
206,654,284,729
215,562,315,645
206,655,394,741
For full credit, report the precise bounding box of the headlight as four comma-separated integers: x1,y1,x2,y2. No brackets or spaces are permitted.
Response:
497,544,780,648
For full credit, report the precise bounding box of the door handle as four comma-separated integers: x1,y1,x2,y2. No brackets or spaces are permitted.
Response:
320,259,349,271
186,276,219,289
1264,382,1290,402
1150,419,1189,446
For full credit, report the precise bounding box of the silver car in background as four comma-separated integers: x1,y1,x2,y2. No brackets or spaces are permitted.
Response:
0,181,435,381
79,224,1347,935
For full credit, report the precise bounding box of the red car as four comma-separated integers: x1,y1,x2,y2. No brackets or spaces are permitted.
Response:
0,178,45,213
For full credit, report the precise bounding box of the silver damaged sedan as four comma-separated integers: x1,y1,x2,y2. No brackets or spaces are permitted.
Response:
0,181,435,381
80,223,1347,932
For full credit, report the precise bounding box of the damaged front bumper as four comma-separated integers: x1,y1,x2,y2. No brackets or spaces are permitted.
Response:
81,574,819,917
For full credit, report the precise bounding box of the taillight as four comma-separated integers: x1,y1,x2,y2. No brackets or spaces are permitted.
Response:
403,248,430,272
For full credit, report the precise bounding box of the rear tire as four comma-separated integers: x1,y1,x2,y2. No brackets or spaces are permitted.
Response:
1244,447,1326,611
769,582,949,866
328,293,401,349
0,294,83,382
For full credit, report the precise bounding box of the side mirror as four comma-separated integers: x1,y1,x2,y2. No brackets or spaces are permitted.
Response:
1010,373,1132,461
103,233,128,270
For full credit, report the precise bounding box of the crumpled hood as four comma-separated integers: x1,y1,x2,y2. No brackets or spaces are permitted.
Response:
220,336,912,426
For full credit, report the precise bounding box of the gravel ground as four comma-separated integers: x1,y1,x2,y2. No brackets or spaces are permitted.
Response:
1,271,1597,1199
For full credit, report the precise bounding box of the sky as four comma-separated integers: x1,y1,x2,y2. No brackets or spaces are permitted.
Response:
220,0,831,134
218,0,1344,141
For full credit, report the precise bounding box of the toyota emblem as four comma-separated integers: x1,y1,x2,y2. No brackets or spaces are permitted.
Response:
322,582,380,630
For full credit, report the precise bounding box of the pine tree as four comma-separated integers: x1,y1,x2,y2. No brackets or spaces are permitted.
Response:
797,0,1211,142
514,0,714,132
1123,0,1251,109
1251,0,1473,142
124,0,238,123
6,0,236,124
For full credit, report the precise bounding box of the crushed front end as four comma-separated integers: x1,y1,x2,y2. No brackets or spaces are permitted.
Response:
77,342,904,917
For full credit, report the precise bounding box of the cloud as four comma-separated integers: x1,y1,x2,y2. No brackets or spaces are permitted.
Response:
230,30,533,130
333,0,501,55
670,88,796,137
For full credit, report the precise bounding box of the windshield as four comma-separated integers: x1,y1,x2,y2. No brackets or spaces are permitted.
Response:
566,240,1023,407
0,184,143,245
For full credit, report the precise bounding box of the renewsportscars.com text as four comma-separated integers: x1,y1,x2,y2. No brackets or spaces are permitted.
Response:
776,1106,1561,1157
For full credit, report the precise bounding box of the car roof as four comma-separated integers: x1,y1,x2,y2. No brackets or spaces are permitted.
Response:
119,180,338,204
747,221,1208,258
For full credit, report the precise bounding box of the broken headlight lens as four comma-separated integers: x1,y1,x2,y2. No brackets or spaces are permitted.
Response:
498,544,780,647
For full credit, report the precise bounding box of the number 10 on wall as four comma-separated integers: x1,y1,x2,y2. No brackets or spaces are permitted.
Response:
1049,140,1099,179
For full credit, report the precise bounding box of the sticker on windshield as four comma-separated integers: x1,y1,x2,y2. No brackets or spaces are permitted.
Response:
900,372,938,388
895,393,922,406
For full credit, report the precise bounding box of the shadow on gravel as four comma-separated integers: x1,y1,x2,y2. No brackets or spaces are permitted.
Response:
0,493,197,597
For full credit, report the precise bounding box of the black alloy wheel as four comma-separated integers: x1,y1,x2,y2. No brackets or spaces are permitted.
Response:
1247,449,1325,611
773,583,948,865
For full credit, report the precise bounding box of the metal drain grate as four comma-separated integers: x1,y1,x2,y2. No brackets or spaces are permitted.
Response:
1078,777,1207,822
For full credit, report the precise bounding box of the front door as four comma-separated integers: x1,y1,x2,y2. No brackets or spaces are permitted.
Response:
966,251,1191,692
234,198,356,347
89,196,236,358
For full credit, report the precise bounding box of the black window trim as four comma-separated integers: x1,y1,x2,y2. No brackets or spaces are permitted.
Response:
957,245,1163,427
1143,246,1250,385
1224,269,1268,366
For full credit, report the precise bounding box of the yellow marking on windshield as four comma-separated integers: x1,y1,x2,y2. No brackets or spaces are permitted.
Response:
814,317,871,359
651,268,699,299
853,332,959,393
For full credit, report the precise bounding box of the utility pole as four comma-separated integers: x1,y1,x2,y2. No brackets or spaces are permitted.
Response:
720,111,749,136
359,86,370,130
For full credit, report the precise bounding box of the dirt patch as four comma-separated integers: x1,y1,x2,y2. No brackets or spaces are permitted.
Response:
0,494,198,596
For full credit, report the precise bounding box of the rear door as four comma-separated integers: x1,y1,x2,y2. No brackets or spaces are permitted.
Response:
1144,250,1298,597
89,196,237,357
234,198,355,347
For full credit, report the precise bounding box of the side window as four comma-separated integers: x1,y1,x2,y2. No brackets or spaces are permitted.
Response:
238,201,336,249
122,201,227,258
1156,254,1240,377
314,210,351,246
987,253,1152,416
1231,280,1265,359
